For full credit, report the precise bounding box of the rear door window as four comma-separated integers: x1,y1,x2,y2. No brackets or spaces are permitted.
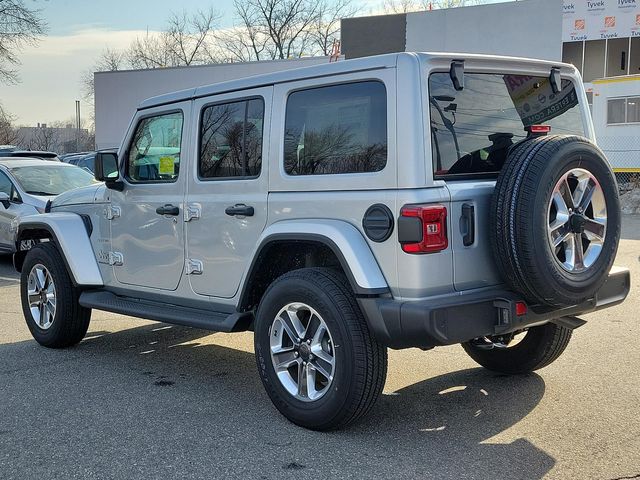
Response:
429,73,584,178
283,81,387,175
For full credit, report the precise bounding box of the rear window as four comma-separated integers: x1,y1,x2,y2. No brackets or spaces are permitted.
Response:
429,73,584,178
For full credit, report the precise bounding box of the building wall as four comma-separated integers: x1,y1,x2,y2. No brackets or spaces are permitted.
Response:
591,76,640,171
341,14,407,59
405,0,562,61
94,57,330,150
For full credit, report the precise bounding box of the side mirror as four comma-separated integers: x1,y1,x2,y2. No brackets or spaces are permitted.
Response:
0,192,10,209
94,151,123,191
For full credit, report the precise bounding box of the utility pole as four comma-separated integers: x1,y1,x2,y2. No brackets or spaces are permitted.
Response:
75,100,81,152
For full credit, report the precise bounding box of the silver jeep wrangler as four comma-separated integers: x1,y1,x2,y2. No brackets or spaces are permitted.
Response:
14,53,630,430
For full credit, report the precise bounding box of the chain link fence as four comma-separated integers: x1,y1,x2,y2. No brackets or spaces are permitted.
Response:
616,172,640,215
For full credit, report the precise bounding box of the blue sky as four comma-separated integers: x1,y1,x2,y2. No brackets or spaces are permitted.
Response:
41,0,240,35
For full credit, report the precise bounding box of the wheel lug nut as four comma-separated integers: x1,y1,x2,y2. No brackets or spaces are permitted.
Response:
294,352,299,357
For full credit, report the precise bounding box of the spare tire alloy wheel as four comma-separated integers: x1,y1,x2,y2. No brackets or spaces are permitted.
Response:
270,303,336,402
27,264,57,330
548,168,607,273
491,135,620,307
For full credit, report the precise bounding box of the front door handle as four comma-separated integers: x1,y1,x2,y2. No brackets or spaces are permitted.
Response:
225,204,254,217
156,204,180,216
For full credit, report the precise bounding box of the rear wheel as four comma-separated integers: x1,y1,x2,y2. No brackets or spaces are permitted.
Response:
20,242,91,348
462,322,572,374
254,267,387,430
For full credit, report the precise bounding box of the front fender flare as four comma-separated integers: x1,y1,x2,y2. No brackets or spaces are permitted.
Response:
16,213,104,286
241,219,389,298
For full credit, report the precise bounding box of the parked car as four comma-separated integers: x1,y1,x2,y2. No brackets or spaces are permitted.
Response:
59,152,89,163
0,145,17,153
72,150,117,174
0,158,96,253
74,152,97,173
13,52,630,430
2,151,61,162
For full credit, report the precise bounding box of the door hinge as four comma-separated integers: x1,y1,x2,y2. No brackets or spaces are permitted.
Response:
105,205,121,220
184,203,201,222
185,258,203,275
108,251,124,266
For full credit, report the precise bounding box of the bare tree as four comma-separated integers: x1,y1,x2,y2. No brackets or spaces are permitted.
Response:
22,123,62,151
311,0,358,56
0,103,19,145
0,0,46,83
127,8,221,68
222,0,320,62
81,48,126,104
383,0,481,13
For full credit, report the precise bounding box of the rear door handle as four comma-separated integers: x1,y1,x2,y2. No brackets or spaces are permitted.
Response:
461,203,475,247
156,204,180,216
225,204,254,217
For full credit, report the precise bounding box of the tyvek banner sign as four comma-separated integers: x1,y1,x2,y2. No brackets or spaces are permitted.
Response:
563,0,640,41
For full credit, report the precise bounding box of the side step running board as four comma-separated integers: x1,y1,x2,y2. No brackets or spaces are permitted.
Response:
79,290,252,332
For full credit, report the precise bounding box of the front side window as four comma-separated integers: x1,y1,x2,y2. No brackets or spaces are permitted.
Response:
127,111,183,183
199,98,264,179
284,81,387,176
429,73,584,177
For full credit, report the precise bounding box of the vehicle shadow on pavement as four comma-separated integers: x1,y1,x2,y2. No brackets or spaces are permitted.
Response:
0,321,552,480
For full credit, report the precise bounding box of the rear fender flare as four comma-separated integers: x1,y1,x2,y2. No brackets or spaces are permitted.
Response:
239,219,389,303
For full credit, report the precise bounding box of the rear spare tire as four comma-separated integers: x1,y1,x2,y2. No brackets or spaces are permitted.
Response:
491,135,620,307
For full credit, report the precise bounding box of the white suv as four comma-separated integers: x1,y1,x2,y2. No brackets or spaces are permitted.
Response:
13,53,630,430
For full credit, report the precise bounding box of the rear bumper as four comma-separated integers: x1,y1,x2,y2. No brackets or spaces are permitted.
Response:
359,266,630,350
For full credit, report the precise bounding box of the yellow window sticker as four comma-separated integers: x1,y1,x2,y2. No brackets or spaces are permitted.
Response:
158,156,174,175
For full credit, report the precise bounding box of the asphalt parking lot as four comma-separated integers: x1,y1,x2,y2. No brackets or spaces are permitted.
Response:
0,217,638,480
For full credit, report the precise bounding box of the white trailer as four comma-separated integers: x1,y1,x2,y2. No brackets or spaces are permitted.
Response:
590,75,640,176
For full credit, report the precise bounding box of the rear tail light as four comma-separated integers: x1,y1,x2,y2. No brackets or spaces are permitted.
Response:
399,204,448,254
525,125,551,135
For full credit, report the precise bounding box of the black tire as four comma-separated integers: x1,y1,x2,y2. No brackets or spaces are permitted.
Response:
491,135,621,307
254,267,387,431
462,323,572,374
20,242,91,348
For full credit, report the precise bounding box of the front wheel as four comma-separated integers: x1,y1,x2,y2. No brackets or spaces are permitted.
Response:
461,322,572,374
254,268,387,431
20,242,91,348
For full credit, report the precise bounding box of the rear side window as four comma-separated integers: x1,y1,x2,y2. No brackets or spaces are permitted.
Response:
284,81,387,175
127,111,183,183
199,98,264,179
429,73,584,178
